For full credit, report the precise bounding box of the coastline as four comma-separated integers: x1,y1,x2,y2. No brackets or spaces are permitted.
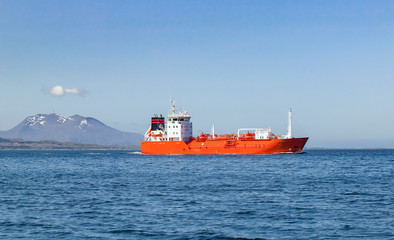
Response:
0,138,140,151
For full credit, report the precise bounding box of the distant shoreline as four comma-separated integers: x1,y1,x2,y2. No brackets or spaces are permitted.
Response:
0,149,140,151
0,138,139,151
305,147,394,150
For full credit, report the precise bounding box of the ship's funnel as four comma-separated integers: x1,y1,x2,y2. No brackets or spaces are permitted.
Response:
151,116,164,131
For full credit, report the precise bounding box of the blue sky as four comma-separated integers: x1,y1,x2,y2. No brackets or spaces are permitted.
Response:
1,0,394,148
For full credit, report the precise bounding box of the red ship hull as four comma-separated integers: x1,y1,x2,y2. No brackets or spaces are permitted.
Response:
141,137,308,155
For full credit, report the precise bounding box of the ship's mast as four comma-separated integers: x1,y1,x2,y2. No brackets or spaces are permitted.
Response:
212,124,215,139
287,108,292,139
170,99,176,115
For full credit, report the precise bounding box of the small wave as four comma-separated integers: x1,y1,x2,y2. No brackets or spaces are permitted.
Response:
235,210,256,215
110,229,138,234
127,151,142,154
109,229,160,237
197,230,264,240
343,191,371,196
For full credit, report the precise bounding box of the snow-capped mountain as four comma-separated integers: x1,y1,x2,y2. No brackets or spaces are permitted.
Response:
0,113,142,146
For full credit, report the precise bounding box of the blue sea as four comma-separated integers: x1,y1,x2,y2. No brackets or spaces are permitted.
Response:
0,150,393,239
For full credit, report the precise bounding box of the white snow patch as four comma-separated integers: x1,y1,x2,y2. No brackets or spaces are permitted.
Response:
57,115,73,123
78,119,92,130
26,115,46,126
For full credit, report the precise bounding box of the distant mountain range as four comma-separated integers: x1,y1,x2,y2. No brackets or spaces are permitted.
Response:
0,113,142,146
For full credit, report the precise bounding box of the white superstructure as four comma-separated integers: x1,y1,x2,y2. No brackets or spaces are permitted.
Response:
166,99,193,141
144,99,193,142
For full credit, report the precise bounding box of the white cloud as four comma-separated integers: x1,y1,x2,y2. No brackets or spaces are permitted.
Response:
49,85,65,96
64,88,81,94
49,85,87,97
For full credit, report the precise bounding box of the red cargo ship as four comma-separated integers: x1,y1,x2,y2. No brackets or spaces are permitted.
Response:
141,100,308,154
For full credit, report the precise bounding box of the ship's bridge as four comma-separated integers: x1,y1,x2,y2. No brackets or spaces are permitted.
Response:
166,100,193,142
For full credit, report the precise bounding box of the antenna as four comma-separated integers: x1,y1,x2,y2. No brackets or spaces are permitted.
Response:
170,99,176,115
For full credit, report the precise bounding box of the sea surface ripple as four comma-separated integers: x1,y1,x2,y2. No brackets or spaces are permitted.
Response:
0,150,393,239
